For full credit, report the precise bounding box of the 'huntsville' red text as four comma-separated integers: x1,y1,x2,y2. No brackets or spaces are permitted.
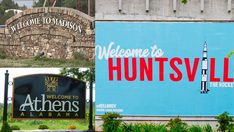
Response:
108,58,233,82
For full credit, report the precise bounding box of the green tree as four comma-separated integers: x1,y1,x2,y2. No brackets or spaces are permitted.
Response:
0,10,14,25
0,0,19,24
181,0,189,4
33,0,48,7
77,0,88,14
0,0,18,10
60,68,95,82
227,50,234,58
167,117,188,132
1,121,12,132
63,0,77,9
33,0,87,10
0,6,4,14
101,112,122,132
216,112,233,132
33,0,66,8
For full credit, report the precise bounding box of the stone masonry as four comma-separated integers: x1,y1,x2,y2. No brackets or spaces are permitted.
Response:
0,29,8,49
1,7,94,60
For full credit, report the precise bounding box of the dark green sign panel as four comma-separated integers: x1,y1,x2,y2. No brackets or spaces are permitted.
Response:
13,74,86,119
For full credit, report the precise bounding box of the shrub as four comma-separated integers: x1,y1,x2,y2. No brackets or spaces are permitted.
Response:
118,122,217,132
30,120,43,125
10,125,20,130
181,0,189,4
68,125,76,130
0,48,7,59
188,125,202,132
227,50,234,58
38,124,49,130
101,112,122,132
227,124,234,132
167,117,188,132
139,123,167,132
216,112,233,132
1,121,12,132
203,124,213,132
153,124,168,132
73,52,87,60
119,123,134,132
34,56,47,61
119,123,168,132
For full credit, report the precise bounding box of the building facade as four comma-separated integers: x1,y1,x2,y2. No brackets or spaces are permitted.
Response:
96,0,234,21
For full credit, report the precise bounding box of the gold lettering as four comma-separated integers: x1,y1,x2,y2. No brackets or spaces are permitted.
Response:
46,95,71,100
48,112,52,117
57,113,61,117
39,112,43,116
46,95,53,99
20,112,24,117
66,113,70,117
72,96,79,100
30,112,33,117
75,113,78,117
45,76,58,92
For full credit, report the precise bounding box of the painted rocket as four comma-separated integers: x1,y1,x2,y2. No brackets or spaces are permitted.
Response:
201,42,209,94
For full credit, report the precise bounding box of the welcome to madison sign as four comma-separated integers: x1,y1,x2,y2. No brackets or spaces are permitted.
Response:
12,74,86,119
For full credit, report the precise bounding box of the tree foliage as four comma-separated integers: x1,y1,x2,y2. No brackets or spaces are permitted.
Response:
0,10,14,24
181,0,189,4
101,112,122,132
0,0,19,24
33,0,64,7
33,0,77,9
167,117,188,132
63,0,77,9
0,0,18,11
1,121,12,132
227,50,234,58
60,68,95,82
33,0,48,7
0,48,7,59
215,112,234,132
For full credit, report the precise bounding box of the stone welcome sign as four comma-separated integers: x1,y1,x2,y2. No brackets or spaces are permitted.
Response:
13,74,86,119
10,16,82,34
0,7,94,60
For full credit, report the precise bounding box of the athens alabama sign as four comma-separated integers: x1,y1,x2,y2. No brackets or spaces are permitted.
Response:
13,74,86,119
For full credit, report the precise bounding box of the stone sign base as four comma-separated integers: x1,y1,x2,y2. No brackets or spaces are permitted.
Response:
0,7,95,60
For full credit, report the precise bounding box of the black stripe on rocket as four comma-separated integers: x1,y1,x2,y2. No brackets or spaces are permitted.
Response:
201,42,210,94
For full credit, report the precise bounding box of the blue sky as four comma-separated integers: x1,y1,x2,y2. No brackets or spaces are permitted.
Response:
14,0,37,8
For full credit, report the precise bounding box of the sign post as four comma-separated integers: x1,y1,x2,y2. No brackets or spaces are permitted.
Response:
88,68,94,131
3,70,9,123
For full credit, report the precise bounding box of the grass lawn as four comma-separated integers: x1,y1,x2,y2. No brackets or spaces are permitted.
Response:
0,57,93,67
1,120,88,130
